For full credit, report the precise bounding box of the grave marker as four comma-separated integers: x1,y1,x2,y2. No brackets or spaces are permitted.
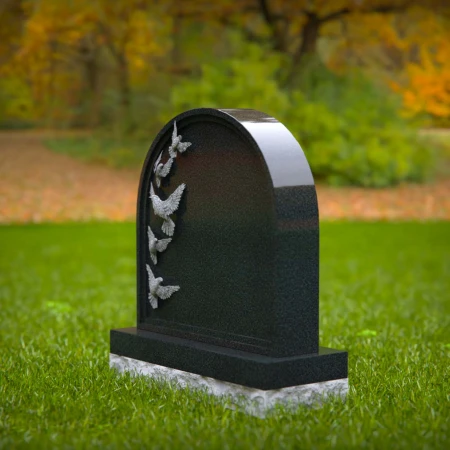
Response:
110,108,348,415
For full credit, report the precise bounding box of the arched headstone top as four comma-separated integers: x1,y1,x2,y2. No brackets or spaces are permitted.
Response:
137,108,314,201
220,109,314,188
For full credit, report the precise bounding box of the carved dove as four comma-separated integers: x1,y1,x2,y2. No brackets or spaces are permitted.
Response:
149,182,186,236
168,120,192,158
146,264,180,309
147,225,172,265
154,152,174,187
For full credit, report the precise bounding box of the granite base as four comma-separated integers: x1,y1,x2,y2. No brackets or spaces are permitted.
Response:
110,353,348,417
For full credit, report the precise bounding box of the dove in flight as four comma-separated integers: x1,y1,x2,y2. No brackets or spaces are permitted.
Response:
168,121,192,158
147,225,172,265
154,152,174,187
146,264,180,309
149,182,186,236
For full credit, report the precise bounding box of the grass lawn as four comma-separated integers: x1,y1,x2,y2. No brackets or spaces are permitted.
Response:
0,222,449,449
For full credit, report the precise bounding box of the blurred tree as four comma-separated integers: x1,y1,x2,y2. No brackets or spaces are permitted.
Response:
0,1,31,126
0,0,448,129
0,0,169,128
171,0,425,86
327,4,450,125
77,33,102,128
92,1,169,128
0,0,24,65
401,32,450,124
4,0,95,125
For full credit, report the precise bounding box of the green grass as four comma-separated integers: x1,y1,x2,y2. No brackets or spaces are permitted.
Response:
44,136,150,168
0,222,449,449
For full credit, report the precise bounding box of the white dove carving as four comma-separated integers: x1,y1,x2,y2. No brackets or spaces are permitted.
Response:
146,264,180,309
168,120,192,158
149,182,186,236
147,225,172,264
153,152,174,187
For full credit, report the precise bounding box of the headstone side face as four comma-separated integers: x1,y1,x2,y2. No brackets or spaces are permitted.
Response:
273,185,319,356
135,108,319,357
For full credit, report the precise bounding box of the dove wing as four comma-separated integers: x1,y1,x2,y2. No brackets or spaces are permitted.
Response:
160,183,186,215
160,157,174,177
149,183,156,198
177,141,192,153
154,152,162,172
146,264,155,283
155,238,172,252
156,284,180,300
171,121,177,143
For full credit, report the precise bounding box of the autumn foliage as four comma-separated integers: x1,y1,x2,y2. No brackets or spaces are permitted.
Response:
401,32,450,123
0,0,449,127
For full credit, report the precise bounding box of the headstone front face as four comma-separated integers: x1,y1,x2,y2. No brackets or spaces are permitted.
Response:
110,108,348,414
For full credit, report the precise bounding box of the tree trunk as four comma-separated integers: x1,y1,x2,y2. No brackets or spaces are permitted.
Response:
285,13,321,87
79,36,102,128
117,55,131,127
85,52,101,128
258,0,288,52
47,47,55,127
87,58,101,128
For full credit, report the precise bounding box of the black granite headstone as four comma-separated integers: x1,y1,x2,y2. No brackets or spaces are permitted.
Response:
110,108,347,391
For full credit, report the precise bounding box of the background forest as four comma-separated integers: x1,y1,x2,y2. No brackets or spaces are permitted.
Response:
1,0,450,187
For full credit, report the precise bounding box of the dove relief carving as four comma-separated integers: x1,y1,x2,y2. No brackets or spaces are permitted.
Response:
154,152,174,187
149,182,186,237
146,120,192,309
147,226,171,265
146,264,180,309
168,120,192,158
